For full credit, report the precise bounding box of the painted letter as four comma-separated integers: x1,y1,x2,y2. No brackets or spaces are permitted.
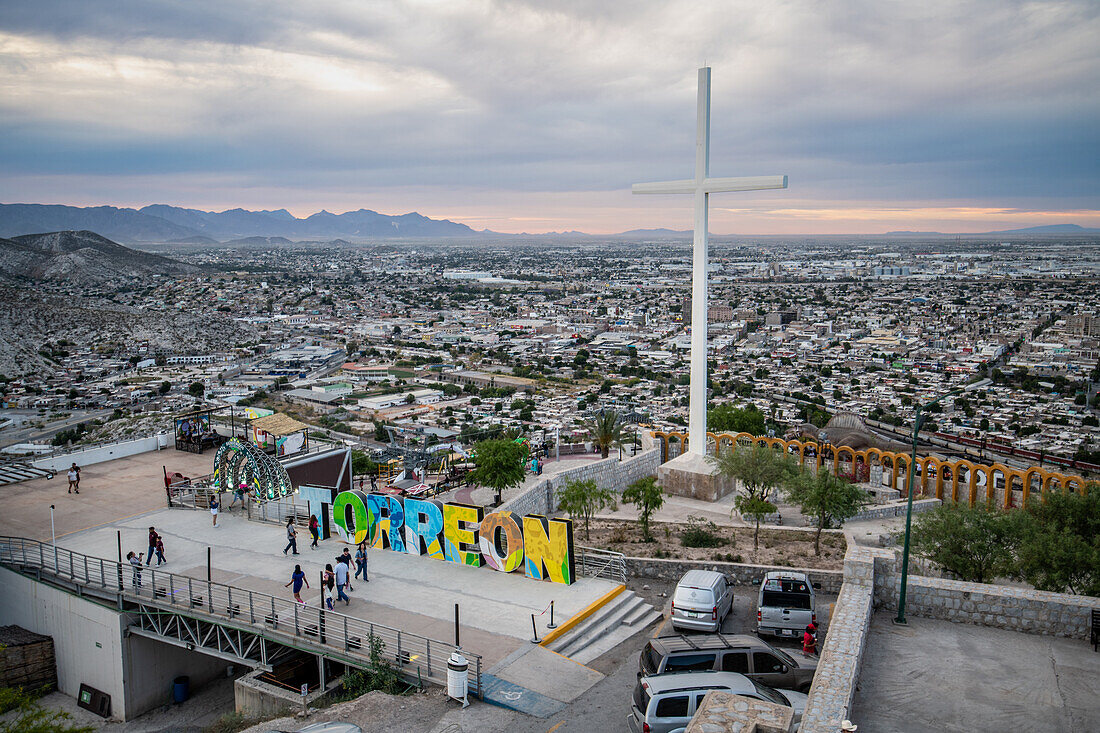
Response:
522,515,575,585
442,503,483,567
365,493,406,552
403,498,445,559
478,511,524,573
332,490,369,544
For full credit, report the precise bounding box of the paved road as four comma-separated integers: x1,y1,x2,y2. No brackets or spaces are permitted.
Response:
0,408,112,449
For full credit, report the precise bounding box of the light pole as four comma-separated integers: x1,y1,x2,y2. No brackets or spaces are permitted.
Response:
896,378,991,624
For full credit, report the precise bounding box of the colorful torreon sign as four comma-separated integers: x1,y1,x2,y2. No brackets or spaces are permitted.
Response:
331,490,576,585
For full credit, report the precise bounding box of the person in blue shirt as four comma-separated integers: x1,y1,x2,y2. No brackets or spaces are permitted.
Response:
285,564,309,604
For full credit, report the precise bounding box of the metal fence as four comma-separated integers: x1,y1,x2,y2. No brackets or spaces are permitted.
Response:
0,536,481,697
576,545,627,585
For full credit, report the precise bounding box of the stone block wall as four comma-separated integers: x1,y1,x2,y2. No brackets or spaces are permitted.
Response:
847,497,940,522
625,556,844,595
873,565,1100,639
501,448,661,517
686,691,795,733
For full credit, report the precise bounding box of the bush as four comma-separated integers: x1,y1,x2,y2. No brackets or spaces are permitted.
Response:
337,634,406,700
0,687,93,733
680,515,726,548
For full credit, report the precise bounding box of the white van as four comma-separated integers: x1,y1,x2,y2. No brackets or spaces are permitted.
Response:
670,569,734,633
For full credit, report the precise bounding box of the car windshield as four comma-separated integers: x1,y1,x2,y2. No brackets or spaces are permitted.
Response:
751,679,789,707
761,590,812,609
770,646,798,667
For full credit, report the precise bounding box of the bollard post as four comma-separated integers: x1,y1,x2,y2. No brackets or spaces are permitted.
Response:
530,614,540,644
547,600,557,629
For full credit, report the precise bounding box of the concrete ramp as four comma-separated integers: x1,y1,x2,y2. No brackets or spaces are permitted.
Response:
482,644,603,717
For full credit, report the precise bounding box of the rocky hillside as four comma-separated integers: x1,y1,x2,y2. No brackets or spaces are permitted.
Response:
0,290,256,377
0,230,198,285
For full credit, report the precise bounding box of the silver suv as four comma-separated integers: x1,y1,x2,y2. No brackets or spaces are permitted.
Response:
628,670,807,733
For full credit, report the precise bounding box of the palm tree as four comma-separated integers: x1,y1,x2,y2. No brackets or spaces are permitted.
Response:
585,410,627,459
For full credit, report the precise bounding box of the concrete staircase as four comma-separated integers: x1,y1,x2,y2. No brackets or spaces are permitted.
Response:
0,462,52,487
546,590,661,665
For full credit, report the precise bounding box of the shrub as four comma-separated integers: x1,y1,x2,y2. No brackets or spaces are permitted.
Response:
680,515,726,548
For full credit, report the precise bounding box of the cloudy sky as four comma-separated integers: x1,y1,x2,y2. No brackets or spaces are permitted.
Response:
0,0,1097,234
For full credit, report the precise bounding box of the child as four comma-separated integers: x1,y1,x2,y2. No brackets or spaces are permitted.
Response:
323,564,336,610
210,496,220,527
154,536,167,566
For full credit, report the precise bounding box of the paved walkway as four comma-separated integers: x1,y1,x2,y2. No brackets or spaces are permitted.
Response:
0,448,210,541
435,453,608,507
851,612,1100,732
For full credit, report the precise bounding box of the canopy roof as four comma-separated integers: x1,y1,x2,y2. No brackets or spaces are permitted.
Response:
250,413,310,436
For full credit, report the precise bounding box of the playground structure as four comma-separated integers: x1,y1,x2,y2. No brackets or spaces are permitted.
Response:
211,438,296,504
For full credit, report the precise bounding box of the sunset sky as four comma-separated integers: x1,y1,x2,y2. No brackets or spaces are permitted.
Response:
0,1,1097,235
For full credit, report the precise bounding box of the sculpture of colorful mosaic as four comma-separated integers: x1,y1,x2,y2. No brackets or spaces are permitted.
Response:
212,438,296,504
331,490,576,585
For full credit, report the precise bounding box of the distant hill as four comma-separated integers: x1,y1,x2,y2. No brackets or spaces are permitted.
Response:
615,228,692,237
0,230,197,285
0,203,481,242
886,224,1100,236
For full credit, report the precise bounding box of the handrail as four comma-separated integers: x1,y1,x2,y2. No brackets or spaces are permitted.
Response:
576,545,627,585
0,536,481,697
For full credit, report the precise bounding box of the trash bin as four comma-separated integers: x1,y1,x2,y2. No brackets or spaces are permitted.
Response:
172,676,190,703
447,651,468,706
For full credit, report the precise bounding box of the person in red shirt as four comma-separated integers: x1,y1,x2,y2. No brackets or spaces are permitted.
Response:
309,514,320,549
803,623,818,655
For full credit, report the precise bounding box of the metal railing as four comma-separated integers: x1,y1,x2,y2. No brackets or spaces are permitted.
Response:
576,546,627,585
0,536,481,697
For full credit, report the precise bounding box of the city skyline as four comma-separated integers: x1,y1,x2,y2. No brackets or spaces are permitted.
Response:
1,1,1098,235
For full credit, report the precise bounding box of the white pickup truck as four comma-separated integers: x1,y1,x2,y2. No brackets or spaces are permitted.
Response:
756,571,820,640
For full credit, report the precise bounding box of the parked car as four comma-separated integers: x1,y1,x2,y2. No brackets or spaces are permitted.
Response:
670,570,734,632
756,571,819,639
638,634,818,692
628,671,807,733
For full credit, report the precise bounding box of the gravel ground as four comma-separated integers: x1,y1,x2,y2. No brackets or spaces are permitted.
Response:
238,688,453,733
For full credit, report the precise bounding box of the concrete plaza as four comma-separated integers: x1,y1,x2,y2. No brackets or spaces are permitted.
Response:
851,612,1100,732
53,504,619,670
0,447,211,542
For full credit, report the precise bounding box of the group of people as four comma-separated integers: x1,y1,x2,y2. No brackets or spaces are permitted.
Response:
285,538,369,608
125,526,168,587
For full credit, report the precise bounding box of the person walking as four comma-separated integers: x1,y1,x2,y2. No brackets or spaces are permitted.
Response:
802,623,818,656
145,527,160,565
337,547,354,591
334,556,350,606
284,518,299,555
323,564,336,610
228,484,245,511
127,551,143,588
308,514,320,549
67,463,80,494
154,535,167,566
354,542,369,583
285,564,308,604
210,495,220,527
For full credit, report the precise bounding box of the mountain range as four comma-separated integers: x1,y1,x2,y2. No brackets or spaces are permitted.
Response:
0,203,481,243
0,230,197,285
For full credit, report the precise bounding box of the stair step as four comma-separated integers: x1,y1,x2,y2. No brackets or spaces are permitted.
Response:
552,592,659,660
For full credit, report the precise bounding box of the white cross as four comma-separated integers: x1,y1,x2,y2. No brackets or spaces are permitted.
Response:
633,67,787,457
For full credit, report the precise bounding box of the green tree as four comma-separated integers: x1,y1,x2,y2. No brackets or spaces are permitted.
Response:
557,478,615,540
583,410,627,459
351,449,378,476
158,380,171,395
467,438,527,506
709,443,797,501
188,381,205,399
706,404,765,435
1016,484,1100,595
784,467,869,555
735,494,777,550
622,475,664,540
373,420,388,442
910,504,1021,583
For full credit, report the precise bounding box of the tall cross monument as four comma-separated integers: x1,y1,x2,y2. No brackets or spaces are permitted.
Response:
634,67,787,471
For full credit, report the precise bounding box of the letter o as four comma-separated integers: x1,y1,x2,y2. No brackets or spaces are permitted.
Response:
478,511,524,573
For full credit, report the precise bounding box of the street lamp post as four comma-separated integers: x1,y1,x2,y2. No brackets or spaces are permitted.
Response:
896,379,990,625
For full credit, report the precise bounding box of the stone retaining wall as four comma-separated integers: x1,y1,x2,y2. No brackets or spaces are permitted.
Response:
848,497,940,522
873,562,1100,639
624,556,844,595
501,447,661,517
